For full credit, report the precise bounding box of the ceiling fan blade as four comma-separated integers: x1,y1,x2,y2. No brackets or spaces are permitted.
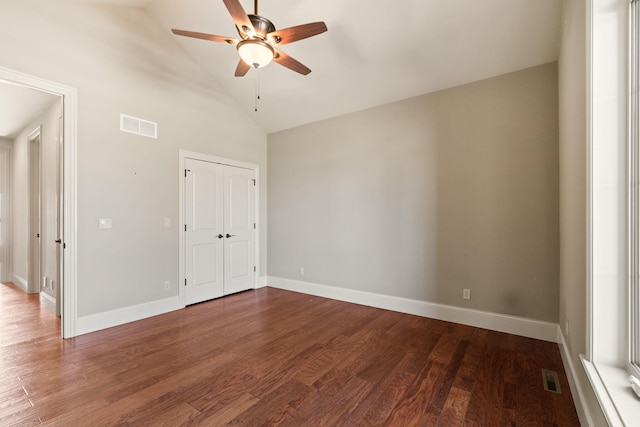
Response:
171,29,238,45
273,50,312,75
235,59,251,77
268,22,327,46
222,0,255,36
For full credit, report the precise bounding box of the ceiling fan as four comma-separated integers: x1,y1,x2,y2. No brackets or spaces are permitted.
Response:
171,0,328,77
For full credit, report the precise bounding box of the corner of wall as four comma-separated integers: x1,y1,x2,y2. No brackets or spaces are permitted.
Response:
557,328,596,426
12,274,28,293
267,276,559,343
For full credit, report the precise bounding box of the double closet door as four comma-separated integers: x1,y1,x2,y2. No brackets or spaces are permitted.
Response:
185,158,255,305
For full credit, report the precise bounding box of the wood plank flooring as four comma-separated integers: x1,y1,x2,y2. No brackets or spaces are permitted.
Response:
0,282,580,426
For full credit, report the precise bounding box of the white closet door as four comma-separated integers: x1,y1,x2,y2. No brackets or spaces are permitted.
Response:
223,165,255,295
185,158,224,305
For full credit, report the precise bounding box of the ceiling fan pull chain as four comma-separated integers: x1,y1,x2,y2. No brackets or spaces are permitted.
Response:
255,68,261,112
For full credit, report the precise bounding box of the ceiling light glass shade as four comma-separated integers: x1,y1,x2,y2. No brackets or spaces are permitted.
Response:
237,39,274,68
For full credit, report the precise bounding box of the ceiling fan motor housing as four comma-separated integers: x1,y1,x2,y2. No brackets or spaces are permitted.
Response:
241,14,275,40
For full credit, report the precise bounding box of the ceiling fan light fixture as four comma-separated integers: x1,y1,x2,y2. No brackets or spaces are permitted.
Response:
237,39,274,68
172,0,327,77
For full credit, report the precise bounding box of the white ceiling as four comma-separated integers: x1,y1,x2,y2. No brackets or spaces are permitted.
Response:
9,0,562,136
0,82,60,140
147,0,563,133
82,0,153,7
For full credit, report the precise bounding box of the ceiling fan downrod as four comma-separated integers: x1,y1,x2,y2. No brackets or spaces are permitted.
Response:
254,0,258,15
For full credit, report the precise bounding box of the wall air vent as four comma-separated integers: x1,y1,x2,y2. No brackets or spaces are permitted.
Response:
120,114,157,139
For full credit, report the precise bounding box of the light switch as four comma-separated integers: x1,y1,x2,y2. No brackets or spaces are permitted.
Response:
99,218,112,229
164,218,171,228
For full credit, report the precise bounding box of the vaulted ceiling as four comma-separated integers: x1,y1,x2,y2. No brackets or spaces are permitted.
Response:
24,0,563,134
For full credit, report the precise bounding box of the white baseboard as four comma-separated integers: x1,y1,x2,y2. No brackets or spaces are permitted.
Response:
557,328,596,426
266,276,559,343
256,276,268,288
75,296,183,337
40,292,56,314
12,274,28,293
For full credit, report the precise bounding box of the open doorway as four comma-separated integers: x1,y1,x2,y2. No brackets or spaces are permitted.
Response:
0,66,77,338
1,84,62,314
27,106,63,317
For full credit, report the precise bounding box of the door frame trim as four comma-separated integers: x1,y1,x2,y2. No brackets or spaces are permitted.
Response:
0,66,78,338
178,150,259,307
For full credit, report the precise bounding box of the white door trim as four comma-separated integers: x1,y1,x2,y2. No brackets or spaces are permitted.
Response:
179,150,259,307
0,66,78,339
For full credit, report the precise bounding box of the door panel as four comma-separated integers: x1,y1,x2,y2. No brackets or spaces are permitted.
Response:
185,158,224,305
192,243,220,285
227,175,250,229
192,171,219,230
223,166,255,295
228,240,250,278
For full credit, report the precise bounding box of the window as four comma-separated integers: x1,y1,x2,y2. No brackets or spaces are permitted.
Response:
583,0,640,425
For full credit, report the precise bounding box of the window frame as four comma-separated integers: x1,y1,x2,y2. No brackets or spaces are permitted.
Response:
630,0,640,380
583,0,640,425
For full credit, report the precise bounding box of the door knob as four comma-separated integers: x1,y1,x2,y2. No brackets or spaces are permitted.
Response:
225,234,236,238
55,239,62,244
217,234,224,239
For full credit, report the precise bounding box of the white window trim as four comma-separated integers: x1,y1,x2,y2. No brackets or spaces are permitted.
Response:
584,0,640,425
630,0,640,382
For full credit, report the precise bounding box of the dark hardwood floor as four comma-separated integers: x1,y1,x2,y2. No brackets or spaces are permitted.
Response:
0,282,580,426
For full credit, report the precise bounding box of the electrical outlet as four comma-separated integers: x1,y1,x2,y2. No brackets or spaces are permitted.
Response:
164,218,171,228
299,267,305,276
463,289,471,300
164,281,170,290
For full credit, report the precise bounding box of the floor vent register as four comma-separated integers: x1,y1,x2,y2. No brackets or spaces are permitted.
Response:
542,369,562,394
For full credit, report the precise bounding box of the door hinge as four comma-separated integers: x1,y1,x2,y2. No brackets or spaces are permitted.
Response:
184,278,187,286
253,223,256,229
185,224,187,232
252,179,256,186
185,169,191,177
254,266,256,272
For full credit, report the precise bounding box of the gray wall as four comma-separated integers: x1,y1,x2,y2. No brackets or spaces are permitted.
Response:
269,62,560,323
0,0,267,317
0,139,10,283
9,124,28,287
558,0,587,372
